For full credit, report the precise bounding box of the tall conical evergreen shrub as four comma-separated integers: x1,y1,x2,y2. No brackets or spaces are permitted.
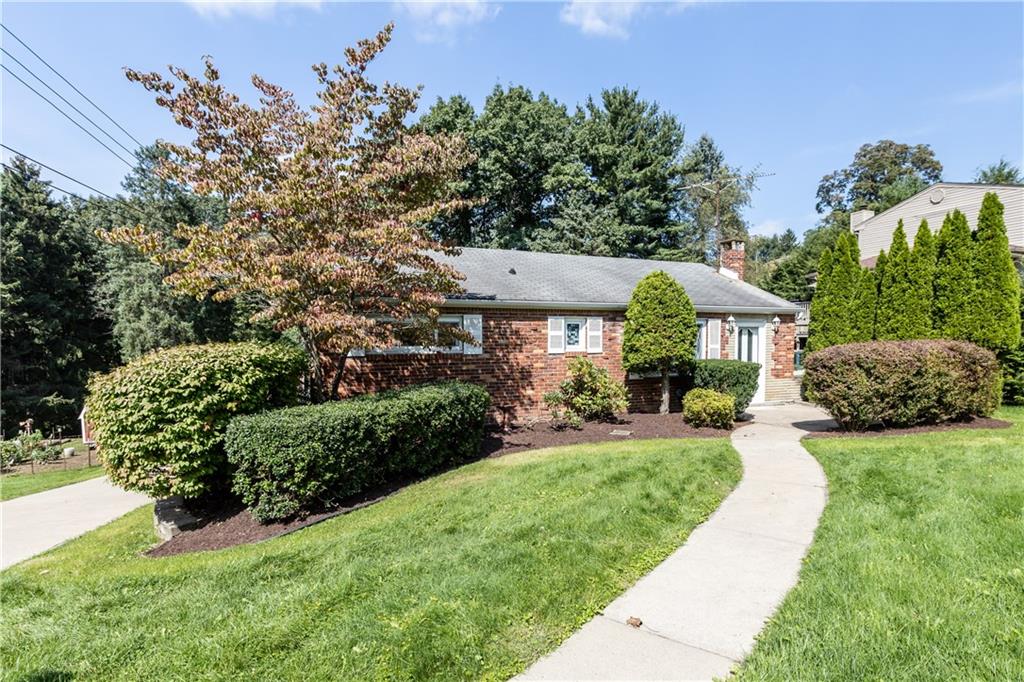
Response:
969,192,1021,352
905,219,936,338
851,267,877,341
806,248,834,352
876,220,914,339
933,210,975,339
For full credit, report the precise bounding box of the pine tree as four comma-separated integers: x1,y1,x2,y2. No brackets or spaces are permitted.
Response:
933,210,976,339
851,267,878,341
969,192,1021,352
905,219,936,338
875,220,915,339
806,248,834,352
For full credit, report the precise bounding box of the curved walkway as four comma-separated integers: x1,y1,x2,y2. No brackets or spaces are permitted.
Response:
1,476,149,570
519,402,831,681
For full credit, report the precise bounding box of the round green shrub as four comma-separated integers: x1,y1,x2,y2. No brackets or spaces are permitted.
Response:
544,357,627,428
87,341,306,498
682,388,735,430
691,359,760,418
226,381,491,522
804,339,1000,431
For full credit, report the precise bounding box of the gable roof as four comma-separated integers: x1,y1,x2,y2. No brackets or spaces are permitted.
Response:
436,248,798,313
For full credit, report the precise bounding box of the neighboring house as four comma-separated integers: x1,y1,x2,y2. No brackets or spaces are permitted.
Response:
337,240,801,423
851,183,1024,266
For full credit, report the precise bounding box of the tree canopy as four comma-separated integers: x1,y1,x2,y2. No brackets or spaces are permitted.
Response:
975,159,1023,185
815,140,942,214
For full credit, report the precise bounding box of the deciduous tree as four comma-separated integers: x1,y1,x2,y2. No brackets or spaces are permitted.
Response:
109,25,473,397
815,140,942,214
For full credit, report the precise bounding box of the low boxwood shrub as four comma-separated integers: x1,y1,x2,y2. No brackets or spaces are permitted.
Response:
682,388,735,429
226,381,491,522
87,342,306,498
544,357,628,428
691,359,760,418
804,339,1000,431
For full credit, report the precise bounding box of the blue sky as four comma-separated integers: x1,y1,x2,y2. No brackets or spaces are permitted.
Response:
2,1,1022,237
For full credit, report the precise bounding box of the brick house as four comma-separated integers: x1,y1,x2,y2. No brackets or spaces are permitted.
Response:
336,241,801,424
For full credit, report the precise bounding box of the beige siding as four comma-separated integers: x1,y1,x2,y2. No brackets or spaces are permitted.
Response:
854,184,1024,260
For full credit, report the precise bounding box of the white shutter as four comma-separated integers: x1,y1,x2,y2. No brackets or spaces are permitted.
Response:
586,317,603,353
548,316,565,354
707,318,721,359
463,314,483,355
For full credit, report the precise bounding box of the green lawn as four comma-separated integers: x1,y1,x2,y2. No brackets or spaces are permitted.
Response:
0,464,105,501
736,407,1024,681
1,438,740,681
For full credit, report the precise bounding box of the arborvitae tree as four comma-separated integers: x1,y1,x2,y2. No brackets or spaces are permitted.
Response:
851,267,878,341
806,247,834,352
969,192,1021,352
874,249,888,296
621,271,698,414
825,231,861,345
933,210,976,339
905,219,936,338
875,220,915,339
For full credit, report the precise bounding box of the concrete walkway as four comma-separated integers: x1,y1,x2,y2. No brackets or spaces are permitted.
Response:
519,402,832,681
1,476,150,570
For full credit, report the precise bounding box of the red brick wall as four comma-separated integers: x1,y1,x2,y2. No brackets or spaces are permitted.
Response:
770,314,797,378
719,242,746,280
334,308,796,424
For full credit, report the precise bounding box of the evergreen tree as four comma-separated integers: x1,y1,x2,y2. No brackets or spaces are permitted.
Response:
806,248,834,352
526,190,626,256
875,220,915,339
851,267,878,341
0,158,112,435
905,219,936,338
822,231,861,346
621,272,697,414
968,192,1021,352
933,210,976,339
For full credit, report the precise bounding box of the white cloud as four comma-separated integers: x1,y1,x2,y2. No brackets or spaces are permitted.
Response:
559,1,642,39
183,0,321,20
393,1,500,44
950,80,1024,104
751,219,787,237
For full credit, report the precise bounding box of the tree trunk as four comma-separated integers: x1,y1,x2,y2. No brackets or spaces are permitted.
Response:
659,365,671,415
298,327,326,404
329,352,349,401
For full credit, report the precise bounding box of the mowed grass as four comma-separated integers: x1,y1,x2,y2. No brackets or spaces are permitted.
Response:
0,465,105,501
736,407,1024,681
1,438,739,681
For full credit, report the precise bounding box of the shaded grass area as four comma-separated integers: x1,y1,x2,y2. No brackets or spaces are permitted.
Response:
735,407,1024,681
0,464,105,501
2,438,740,681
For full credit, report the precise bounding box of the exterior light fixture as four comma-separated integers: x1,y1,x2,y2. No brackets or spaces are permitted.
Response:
772,315,781,334
726,315,737,336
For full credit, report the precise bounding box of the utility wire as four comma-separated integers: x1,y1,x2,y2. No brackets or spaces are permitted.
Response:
1,63,134,168
0,143,116,200
1,23,144,148
2,47,137,158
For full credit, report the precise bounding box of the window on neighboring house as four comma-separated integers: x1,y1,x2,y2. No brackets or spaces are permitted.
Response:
352,314,483,356
548,316,603,354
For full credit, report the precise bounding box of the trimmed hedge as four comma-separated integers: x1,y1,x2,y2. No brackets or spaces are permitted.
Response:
804,339,1000,431
682,389,734,430
691,359,760,418
226,382,491,522
87,342,306,498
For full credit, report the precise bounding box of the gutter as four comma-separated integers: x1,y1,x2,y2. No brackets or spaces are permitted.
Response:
442,298,801,315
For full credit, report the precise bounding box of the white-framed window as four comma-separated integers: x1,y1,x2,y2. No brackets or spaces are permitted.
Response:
696,319,707,359
354,314,483,356
548,316,603,354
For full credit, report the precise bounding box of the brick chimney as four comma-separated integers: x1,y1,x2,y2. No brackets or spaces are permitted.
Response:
718,238,746,281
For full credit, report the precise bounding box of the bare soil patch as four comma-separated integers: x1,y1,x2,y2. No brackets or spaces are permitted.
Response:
803,415,1012,438
148,412,729,557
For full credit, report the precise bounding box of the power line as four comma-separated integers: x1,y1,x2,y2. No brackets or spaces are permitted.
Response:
1,63,134,168
2,47,137,158
0,143,116,200
1,23,144,148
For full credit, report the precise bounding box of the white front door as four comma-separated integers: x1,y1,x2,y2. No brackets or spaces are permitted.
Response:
737,323,766,403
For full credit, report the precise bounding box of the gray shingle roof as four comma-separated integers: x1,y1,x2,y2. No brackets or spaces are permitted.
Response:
437,248,798,313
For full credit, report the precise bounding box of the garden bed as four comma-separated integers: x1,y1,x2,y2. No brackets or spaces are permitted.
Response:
150,412,730,556
803,415,1011,438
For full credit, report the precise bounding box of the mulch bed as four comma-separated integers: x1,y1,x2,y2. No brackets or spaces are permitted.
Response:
147,412,729,558
804,415,1012,438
